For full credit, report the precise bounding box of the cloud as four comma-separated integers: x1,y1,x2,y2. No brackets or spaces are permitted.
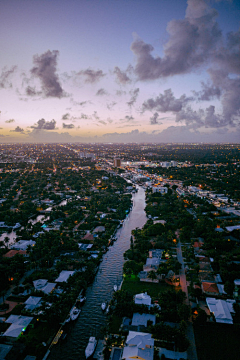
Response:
194,81,222,101
142,89,191,113
77,69,105,83
10,126,24,133
131,0,222,80
150,112,161,125
26,86,42,96
80,113,90,120
113,66,132,84
5,119,15,123
92,111,99,120
30,50,65,97
98,120,107,125
127,88,139,107
96,88,108,96
107,102,116,110
62,123,75,129
62,113,70,120
0,66,17,89
31,118,56,130
116,90,126,96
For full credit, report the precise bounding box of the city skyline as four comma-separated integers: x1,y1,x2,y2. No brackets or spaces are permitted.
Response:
0,0,240,143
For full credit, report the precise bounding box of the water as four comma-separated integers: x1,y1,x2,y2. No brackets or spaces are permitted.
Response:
48,186,147,360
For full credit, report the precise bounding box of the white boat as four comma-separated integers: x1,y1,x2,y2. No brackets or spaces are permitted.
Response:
70,306,81,321
101,302,106,311
106,305,110,314
78,295,86,304
85,336,97,359
113,285,118,292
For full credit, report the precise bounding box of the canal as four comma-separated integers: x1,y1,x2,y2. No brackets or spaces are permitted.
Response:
48,186,147,360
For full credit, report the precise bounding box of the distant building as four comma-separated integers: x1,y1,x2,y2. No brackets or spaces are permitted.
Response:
114,157,121,167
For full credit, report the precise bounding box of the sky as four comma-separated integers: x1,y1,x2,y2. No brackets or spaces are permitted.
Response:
0,0,240,143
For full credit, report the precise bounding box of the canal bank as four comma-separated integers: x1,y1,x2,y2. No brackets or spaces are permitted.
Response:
48,186,147,360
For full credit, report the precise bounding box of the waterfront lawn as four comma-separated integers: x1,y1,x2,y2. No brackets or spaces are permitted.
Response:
194,323,240,360
121,276,172,298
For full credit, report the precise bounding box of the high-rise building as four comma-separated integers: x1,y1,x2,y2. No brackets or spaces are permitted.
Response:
114,157,121,167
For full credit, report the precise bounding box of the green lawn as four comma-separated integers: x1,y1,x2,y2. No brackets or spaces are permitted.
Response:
121,276,173,298
194,323,240,360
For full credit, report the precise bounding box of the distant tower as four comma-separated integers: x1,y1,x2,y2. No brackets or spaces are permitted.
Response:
114,157,121,167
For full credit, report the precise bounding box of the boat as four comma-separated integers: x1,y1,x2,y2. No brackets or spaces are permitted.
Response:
106,305,110,314
64,315,71,324
113,284,118,292
85,336,97,359
78,295,86,304
70,306,81,321
101,302,106,311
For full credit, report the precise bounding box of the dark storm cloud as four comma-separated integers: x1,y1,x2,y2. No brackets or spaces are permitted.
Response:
62,113,70,120
5,119,15,123
31,118,56,130
30,50,65,97
131,0,222,80
113,66,131,84
10,126,24,133
96,88,108,96
77,69,105,83
0,66,17,88
63,123,75,129
127,88,139,107
142,89,191,113
150,112,160,125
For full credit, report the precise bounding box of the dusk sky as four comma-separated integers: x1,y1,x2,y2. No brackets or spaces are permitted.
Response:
0,0,240,143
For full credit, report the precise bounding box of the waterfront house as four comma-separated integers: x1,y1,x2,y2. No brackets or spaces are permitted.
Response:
3,315,34,339
55,270,75,283
33,279,56,294
121,331,154,360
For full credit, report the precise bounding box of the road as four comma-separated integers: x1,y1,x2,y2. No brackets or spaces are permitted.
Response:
177,240,198,360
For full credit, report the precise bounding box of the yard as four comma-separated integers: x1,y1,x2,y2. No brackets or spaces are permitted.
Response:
194,322,240,360
121,275,174,298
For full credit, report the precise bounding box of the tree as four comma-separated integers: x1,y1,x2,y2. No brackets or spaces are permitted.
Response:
147,270,157,281
224,281,234,296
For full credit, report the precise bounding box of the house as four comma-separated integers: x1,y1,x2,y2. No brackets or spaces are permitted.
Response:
206,298,235,324
131,313,156,328
3,250,27,258
143,257,160,271
24,296,42,311
83,233,95,242
11,240,36,251
93,226,105,233
3,315,33,338
134,293,152,307
149,249,163,258
121,331,154,360
202,282,219,296
55,270,75,283
33,279,56,294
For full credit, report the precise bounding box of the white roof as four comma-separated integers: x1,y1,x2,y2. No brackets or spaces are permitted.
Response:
134,293,151,306
11,240,35,251
33,279,56,294
25,296,42,306
206,298,234,324
122,331,154,360
234,279,240,286
226,225,240,232
132,313,156,327
4,315,33,338
55,270,75,282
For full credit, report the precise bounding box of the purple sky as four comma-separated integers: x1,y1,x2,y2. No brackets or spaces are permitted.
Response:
0,0,240,143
